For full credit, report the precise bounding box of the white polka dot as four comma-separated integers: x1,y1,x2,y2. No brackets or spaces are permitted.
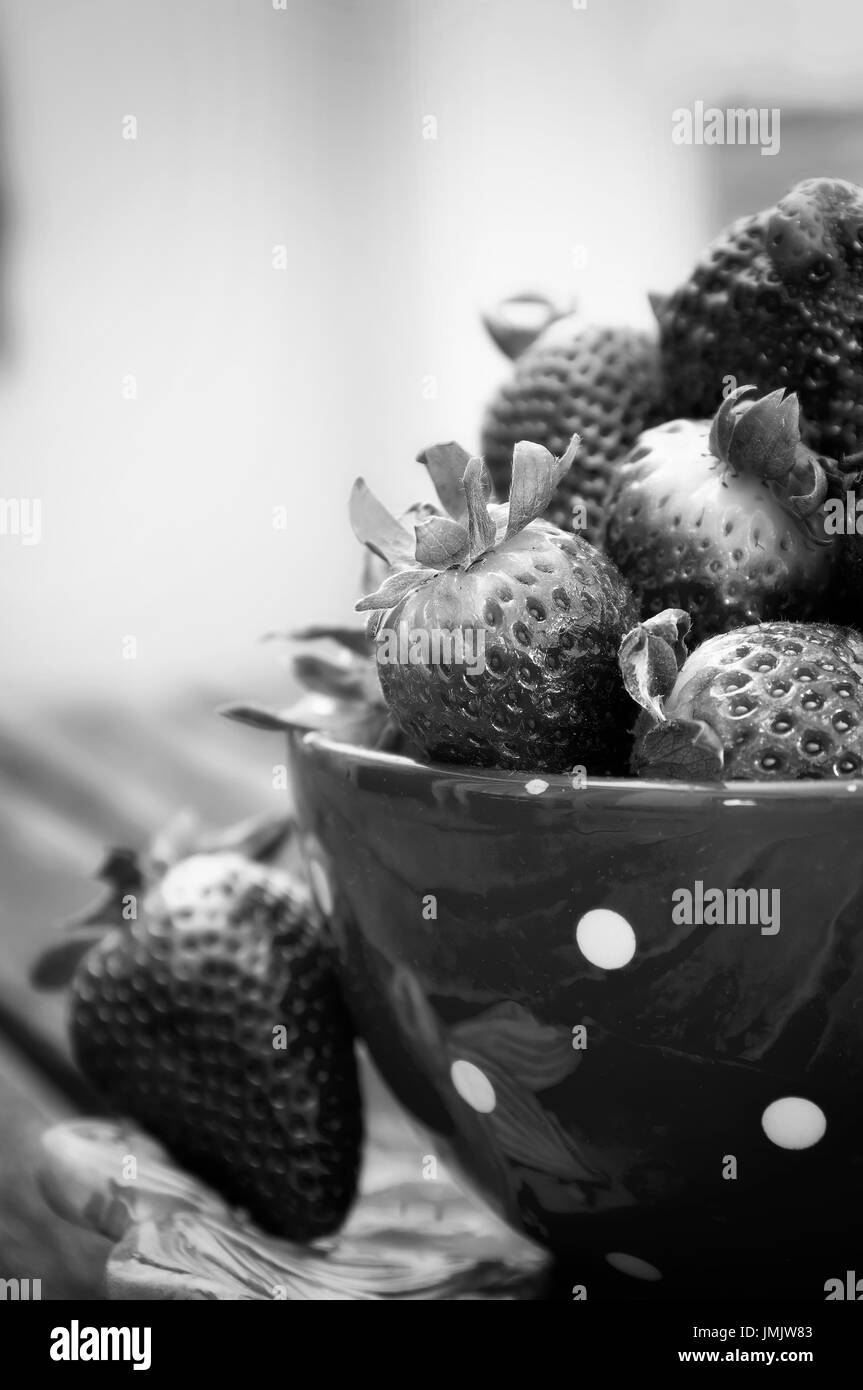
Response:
848,783,858,794
308,858,334,917
605,1252,662,1282
525,779,549,795
761,1097,826,1150
575,909,636,970
450,1060,496,1113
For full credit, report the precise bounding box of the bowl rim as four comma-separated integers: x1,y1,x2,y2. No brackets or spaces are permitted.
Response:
295,729,863,803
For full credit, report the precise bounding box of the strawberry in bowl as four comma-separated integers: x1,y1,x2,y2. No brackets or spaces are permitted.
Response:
656,176,863,460
221,438,863,1296
604,386,845,646
621,611,863,782
479,294,663,544
219,177,863,1296
352,437,638,773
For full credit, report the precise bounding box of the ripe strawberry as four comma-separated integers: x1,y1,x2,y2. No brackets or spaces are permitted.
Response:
352,437,638,773
31,813,362,1242
620,609,863,782
604,386,843,646
480,299,662,544
656,177,863,458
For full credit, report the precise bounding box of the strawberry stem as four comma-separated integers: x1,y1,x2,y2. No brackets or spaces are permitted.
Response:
416,442,471,521
481,292,572,360
462,456,496,560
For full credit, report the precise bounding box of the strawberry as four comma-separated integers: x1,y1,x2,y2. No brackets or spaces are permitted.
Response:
620,610,863,781
351,437,638,773
604,386,843,647
480,296,662,544
656,177,863,459
31,813,362,1242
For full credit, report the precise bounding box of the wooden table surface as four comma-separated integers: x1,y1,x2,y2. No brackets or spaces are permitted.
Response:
0,691,291,1299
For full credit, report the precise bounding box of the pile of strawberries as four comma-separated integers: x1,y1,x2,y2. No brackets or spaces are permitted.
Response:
34,176,863,1260
346,176,863,785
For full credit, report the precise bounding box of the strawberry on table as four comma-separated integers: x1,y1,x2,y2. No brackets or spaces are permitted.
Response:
352,437,639,774
604,386,844,646
31,813,362,1243
620,610,863,782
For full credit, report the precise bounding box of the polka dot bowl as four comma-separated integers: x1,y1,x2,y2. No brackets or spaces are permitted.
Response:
288,730,863,1299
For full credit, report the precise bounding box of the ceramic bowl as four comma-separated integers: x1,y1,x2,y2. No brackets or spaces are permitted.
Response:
288,730,863,1299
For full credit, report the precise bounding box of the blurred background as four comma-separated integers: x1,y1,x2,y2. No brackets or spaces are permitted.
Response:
2,0,863,1295
4,0,863,706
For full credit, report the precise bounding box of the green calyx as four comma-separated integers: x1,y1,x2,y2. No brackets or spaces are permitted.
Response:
618,610,725,781
708,386,838,542
352,435,580,615
618,608,691,720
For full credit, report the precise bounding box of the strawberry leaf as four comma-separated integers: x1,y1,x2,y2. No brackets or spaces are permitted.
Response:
355,567,437,613
633,717,725,781
416,443,471,521
30,929,107,991
414,515,470,568
505,436,579,539
708,384,756,461
349,479,416,567
292,653,370,701
218,702,301,732
618,610,691,719
222,694,388,742
285,626,372,657
221,697,373,736
462,456,496,560
726,389,799,479
785,455,828,516
763,394,802,479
